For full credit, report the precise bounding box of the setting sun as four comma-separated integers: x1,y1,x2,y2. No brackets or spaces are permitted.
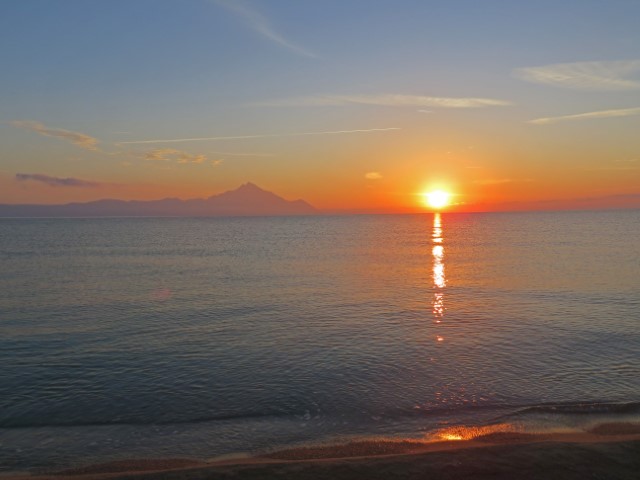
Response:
423,190,451,209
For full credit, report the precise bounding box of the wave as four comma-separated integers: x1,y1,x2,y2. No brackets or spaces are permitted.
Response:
2,401,638,431
0,401,519,430
506,401,640,417
0,410,288,430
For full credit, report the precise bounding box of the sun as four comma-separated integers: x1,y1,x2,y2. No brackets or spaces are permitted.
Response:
423,190,451,209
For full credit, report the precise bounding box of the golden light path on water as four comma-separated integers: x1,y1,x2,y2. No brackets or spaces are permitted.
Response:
427,213,523,443
432,213,445,338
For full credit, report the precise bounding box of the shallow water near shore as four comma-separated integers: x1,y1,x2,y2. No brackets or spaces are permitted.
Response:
1,211,639,472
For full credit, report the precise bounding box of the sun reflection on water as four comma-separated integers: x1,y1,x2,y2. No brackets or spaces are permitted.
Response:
432,423,521,442
432,213,446,340
432,214,445,290
433,292,444,322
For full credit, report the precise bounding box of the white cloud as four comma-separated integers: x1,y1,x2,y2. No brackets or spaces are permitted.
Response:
119,128,400,145
529,107,640,125
214,0,315,58
514,60,640,90
10,120,99,151
365,172,383,180
250,94,512,108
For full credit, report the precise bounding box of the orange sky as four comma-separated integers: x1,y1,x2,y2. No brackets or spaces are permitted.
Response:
1,2,639,213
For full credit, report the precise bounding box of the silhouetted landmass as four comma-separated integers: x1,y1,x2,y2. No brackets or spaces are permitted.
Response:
0,183,316,217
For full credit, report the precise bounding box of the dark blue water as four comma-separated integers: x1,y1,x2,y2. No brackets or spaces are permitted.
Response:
1,212,639,471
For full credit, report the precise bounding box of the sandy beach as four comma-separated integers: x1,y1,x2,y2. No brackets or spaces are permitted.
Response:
9,423,640,480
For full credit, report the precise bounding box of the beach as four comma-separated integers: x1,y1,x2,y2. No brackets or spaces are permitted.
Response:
8,427,640,480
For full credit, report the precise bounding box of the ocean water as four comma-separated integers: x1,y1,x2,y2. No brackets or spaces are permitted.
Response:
1,211,639,472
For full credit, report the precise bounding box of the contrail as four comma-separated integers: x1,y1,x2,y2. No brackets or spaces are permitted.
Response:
119,128,401,145
213,0,316,58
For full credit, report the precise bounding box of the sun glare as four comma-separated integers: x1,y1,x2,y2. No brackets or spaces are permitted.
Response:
423,190,451,209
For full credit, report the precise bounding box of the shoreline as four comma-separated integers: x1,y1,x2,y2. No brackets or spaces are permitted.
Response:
8,424,640,480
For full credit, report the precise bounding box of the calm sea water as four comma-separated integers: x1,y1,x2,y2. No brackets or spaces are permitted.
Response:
1,211,639,471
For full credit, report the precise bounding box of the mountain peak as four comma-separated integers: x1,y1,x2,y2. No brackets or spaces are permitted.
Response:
236,182,262,192
0,182,316,217
212,182,273,200
204,182,316,215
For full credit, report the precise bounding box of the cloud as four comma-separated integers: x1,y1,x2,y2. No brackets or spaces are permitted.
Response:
129,148,272,159
143,148,207,164
178,154,206,164
514,60,640,90
214,0,315,57
250,94,513,108
144,148,176,161
529,107,640,125
15,173,102,187
365,172,383,180
119,127,401,145
209,151,275,157
211,159,224,166
10,120,99,151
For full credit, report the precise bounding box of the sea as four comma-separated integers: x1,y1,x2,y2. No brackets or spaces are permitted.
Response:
1,211,639,473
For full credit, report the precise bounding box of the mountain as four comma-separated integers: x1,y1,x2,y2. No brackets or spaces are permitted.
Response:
0,183,316,217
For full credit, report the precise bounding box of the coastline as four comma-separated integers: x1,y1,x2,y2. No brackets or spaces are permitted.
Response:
9,424,640,480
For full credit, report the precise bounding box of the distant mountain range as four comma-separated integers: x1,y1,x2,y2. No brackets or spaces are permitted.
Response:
0,182,316,217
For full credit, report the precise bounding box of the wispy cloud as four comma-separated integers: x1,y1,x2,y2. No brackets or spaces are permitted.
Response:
10,120,99,151
144,148,207,164
250,94,512,108
128,148,270,166
514,60,640,90
15,173,102,188
119,127,400,145
529,107,640,125
208,151,275,157
365,172,383,180
214,0,315,57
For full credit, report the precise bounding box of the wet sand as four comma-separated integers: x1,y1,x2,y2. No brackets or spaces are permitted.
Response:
9,424,640,480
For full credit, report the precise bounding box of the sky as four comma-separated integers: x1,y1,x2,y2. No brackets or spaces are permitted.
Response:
1,0,639,212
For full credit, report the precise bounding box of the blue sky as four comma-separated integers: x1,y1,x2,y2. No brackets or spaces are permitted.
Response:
1,0,639,210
